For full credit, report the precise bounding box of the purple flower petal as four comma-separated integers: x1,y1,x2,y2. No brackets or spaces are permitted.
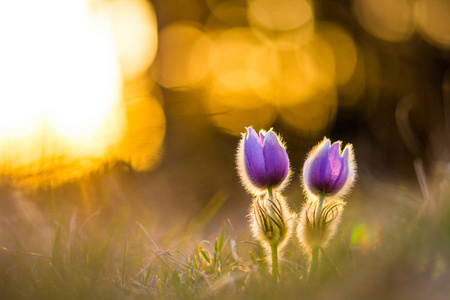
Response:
258,130,266,145
262,131,289,186
247,127,262,145
302,157,314,192
328,143,348,194
342,145,351,172
334,145,353,190
305,138,331,194
325,142,342,190
244,127,267,188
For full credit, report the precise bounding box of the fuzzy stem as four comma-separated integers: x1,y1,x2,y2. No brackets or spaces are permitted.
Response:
309,247,319,282
315,193,325,224
310,193,325,282
266,186,279,281
267,186,274,200
270,240,279,281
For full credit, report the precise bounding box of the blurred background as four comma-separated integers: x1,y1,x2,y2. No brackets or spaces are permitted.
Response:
0,0,450,298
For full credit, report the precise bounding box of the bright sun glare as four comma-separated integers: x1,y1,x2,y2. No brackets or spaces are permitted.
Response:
0,0,132,184
0,0,124,137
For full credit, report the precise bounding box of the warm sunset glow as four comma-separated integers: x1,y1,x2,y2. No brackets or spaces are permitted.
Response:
154,23,212,88
0,0,126,185
278,91,338,135
353,0,414,42
317,22,358,86
117,78,166,171
248,0,313,32
0,1,448,298
247,0,314,49
265,36,336,107
111,0,159,80
202,11,341,135
204,93,277,136
414,0,450,49
209,28,273,103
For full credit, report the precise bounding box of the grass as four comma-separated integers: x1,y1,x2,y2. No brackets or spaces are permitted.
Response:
0,170,450,300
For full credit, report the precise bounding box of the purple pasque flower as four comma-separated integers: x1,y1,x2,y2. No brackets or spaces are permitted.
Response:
237,127,290,194
302,137,356,198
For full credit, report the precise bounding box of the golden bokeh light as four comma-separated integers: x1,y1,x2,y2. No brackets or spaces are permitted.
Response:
209,28,273,105
353,0,414,42
207,0,248,26
247,0,314,50
204,93,277,136
265,36,335,107
153,22,212,88
116,78,166,171
111,0,158,80
204,8,347,136
248,0,313,32
414,0,450,49
317,22,358,86
279,89,337,135
206,27,276,135
337,46,366,107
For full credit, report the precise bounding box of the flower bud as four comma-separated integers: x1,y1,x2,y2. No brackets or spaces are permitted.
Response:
302,137,356,198
297,198,345,251
250,192,293,253
237,127,290,194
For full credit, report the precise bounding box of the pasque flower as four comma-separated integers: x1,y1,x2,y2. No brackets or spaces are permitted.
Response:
237,127,291,280
302,138,356,198
298,137,356,281
237,127,290,194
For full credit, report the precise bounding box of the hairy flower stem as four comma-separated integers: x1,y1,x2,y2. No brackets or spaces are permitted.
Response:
315,193,325,223
270,240,279,281
309,247,319,281
310,193,325,282
267,186,279,281
267,186,274,201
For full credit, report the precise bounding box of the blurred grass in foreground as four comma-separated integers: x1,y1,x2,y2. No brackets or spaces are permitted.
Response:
0,166,449,300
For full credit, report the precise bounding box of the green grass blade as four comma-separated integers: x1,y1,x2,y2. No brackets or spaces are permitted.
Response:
122,239,127,286
199,246,211,264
